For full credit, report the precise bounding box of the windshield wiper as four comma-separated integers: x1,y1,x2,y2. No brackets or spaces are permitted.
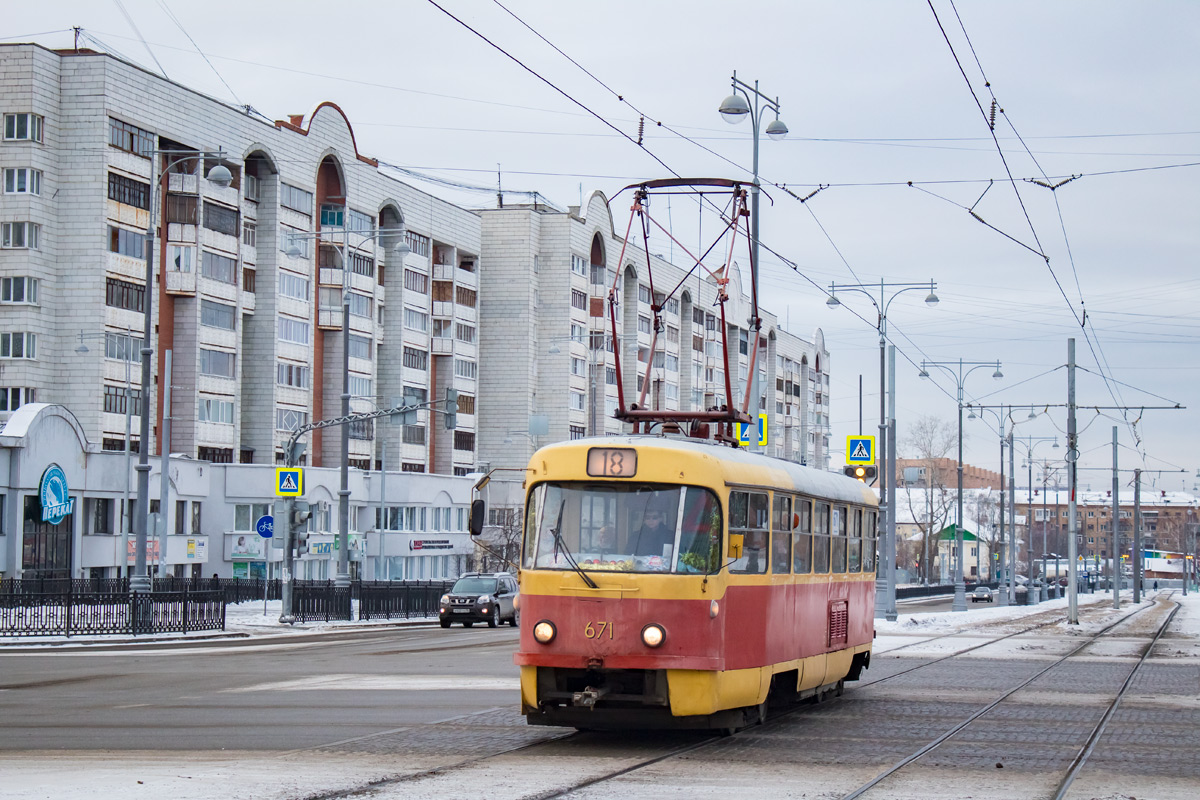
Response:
549,499,598,589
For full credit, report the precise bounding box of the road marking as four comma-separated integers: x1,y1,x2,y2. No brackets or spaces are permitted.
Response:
223,674,519,693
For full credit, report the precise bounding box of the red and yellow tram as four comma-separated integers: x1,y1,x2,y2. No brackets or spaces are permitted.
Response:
506,435,878,731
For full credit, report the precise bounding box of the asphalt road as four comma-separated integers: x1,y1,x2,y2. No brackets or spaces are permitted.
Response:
0,624,522,751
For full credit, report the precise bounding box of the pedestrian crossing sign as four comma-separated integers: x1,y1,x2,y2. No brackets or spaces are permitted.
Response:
737,414,768,447
276,467,304,497
846,436,875,465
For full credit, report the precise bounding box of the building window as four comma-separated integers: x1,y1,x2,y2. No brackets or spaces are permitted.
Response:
0,387,35,411
200,299,236,330
108,118,153,156
453,431,475,451
105,278,145,313
2,222,39,249
197,447,233,464
349,334,373,360
244,174,259,202
401,462,426,473
456,393,475,415
455,286,477,308
665,297,679,315
666,325,679,344
571,289,588,310
404,269,428,293
349,251,374,278
638,315,651,334
278,272,309,300
168,245,193,272
277,315,309,344
276,362,309,388
0,277,37,305
242,268,256,293
348,375,373,398
570,356,586,377
3,168,41,195
242,220,256,247
402,424,426,445
569,425,586,440
454,359,477,379
347,291,372,318
638,284,651,304
108,226,144,258
403,346,428,370
201,250,238,285
199,348,236,378
570,390,585,411
107,172,150,210
105,332,142,362
4,113,44,143
404,308,428,332
347,208,374,232
203,202,239,236
404,386,428,404
280,183,313,215
275,407,309,432
103,384,142,415
198,396,235,424
319,205,344,227
590,263,608,285
571,254,587,276
455,323,475,344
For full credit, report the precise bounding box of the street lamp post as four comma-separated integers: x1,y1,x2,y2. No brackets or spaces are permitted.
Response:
287,222,410,587
718,72,787,448
132,149,232,594
919,358,1004,612
1016,435,1059,603
827,280,938,620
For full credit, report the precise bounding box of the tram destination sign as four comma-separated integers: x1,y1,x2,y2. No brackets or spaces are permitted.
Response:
587,448,637,478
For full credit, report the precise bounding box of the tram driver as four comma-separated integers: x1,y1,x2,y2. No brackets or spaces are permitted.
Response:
631,505,676,559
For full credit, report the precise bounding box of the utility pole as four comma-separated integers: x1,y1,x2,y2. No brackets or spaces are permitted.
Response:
1008,430,1017,601
1112,426,1120,609
1066,338,1079,623
1133,468,1142,603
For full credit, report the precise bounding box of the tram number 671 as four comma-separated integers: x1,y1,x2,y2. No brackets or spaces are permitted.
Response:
584,621,614,639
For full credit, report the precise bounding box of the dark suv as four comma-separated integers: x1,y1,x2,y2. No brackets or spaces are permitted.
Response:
439,573,519,628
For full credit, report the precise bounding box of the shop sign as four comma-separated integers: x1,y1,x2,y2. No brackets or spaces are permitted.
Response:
39,463,75,525
410,539,453,551
186,538,208,561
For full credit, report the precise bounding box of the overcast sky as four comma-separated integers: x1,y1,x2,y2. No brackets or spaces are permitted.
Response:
9,1,1199,492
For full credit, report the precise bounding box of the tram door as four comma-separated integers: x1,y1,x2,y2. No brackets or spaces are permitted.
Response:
22,495,73,579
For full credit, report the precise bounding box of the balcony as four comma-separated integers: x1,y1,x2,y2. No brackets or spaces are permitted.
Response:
318,307,343,330
165,269,196,296
431,336,454,356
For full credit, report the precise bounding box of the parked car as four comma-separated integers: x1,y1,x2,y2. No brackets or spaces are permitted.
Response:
971,586,993,603
439,572,520,629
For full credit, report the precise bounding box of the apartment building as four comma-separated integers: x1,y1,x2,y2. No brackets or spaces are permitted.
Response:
0,44,480,482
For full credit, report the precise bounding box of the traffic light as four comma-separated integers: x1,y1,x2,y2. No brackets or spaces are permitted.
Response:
843,465,876,483
444,388,459,430
293,501,312,555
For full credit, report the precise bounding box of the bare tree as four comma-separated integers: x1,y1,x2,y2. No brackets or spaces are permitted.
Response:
901,415,959,584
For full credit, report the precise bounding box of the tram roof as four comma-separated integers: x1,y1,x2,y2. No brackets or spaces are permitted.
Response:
532,435,877,507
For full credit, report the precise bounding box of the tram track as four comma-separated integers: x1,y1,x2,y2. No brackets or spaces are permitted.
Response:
839,592,1181,800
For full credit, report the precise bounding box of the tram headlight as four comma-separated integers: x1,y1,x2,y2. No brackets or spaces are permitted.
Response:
641,623,666,648
533,620,557,644
709,599,720,619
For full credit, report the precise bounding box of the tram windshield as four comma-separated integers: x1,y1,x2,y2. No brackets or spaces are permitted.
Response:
525,483,722,574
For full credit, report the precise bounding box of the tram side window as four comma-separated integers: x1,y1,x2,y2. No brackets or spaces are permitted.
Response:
793,497,812,574
848,508,862,572
771,494,791,574
729,490,768,574
522,492,540,568
832,506,848,573
676,487,722,573
862,510,877,573
813,501,831,573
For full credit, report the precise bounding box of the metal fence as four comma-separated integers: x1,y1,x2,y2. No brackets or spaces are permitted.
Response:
288,580,453,623
0,587,225,637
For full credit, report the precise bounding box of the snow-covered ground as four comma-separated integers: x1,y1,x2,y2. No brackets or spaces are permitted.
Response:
1,591,1196,800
